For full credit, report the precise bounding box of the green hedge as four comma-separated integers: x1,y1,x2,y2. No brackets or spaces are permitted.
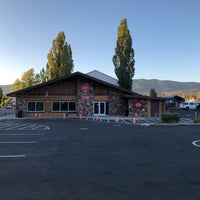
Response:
193,118,200,123
160,113,180,123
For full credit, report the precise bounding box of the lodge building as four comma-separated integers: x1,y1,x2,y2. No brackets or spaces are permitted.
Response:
7,70,166,118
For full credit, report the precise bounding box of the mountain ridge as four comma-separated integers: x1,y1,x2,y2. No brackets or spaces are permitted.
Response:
132,79,200,95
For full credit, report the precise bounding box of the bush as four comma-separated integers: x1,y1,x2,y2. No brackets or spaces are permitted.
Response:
193,118,200,123
160,113,180,123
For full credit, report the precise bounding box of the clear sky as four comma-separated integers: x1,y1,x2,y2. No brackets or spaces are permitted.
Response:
0,0,199,85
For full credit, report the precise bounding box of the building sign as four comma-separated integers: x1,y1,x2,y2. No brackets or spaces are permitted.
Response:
80,83,90,100
133,102,144,108
81,95,90,100
81,83,89,93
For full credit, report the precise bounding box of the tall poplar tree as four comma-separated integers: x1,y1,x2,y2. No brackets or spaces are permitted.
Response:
113,18,135,91
46,32,74,80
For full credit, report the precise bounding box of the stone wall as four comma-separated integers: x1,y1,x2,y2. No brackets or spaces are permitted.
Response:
108,88,127,116
16,95,26,117
128,99,148,117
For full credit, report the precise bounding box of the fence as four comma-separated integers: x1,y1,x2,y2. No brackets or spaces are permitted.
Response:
0,107,16,119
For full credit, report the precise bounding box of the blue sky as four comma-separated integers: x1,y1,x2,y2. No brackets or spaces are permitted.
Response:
0,0,199,85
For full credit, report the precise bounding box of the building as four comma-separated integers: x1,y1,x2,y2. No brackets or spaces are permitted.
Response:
7,71,166,118
165,95,185,108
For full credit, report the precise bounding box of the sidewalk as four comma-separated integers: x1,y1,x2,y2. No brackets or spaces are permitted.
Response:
0,114,196,125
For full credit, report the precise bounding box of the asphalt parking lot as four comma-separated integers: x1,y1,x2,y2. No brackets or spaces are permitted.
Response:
0,119,200,200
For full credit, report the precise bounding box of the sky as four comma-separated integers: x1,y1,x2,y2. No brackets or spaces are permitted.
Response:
0,0,200,85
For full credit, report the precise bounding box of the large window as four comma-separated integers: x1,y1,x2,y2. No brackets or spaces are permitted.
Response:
52,101,77,112
27,101,44,112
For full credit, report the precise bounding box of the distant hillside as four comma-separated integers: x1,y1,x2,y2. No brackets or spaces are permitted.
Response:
0,85,12,94
132,79,200,96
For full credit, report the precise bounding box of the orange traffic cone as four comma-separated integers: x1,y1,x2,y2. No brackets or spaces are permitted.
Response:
132,117,137,125
115,116,119,123
63,114,67,120
80,114,83,120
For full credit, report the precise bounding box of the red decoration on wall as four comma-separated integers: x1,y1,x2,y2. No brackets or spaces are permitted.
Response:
81,83,89,93
81,95,90,100
133,102,144,108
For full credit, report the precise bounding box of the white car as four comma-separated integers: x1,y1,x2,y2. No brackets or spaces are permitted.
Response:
179,102,199,110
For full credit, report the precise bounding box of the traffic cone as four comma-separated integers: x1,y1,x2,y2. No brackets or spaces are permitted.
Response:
115,116,119,123
80,114,83,120
132,117,137,125
63,114,67,120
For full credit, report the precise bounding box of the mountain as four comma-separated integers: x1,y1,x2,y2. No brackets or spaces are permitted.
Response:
0,85,12,95
132,79,200,96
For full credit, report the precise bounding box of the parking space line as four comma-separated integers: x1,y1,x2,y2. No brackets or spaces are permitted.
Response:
0,122,50,130
192,140,200,147
0,133,45,136
0,141,38,144
0,155,26,158
5,124,29,130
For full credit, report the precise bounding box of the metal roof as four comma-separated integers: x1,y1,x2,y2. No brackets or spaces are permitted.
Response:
87,70,118,86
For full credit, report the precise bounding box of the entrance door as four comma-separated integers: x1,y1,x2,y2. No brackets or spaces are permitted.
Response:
93,102,106,116
151,100,159,117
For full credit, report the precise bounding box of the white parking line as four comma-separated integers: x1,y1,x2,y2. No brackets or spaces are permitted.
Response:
192,140,200,147
0,141,38,144
0,155,26,158
0,133,45,136
0,123,50,130
5,124,29,130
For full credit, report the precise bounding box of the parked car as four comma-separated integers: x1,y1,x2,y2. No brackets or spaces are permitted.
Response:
6,104,13,109
179,102,199,110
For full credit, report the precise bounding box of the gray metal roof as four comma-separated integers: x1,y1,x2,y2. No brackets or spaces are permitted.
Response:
87,70,119,86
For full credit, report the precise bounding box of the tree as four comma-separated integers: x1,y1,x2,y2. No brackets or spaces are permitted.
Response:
46,31,74,80
113,18,135,91
12,68,39,91
35,68,48,84
11,79,22,92
150,88,157,97
0,87,3,105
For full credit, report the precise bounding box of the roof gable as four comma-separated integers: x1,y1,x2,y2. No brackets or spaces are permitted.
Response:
7,71,137,96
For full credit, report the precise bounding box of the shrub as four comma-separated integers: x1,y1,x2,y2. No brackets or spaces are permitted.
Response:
160,113,180,123
193,118,200,123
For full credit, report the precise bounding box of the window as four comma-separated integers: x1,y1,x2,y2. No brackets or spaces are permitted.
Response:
52,101,76,112
27,101,44,112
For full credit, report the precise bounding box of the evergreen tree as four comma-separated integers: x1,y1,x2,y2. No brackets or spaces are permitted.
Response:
46,32,74,80
150,88,157,97
113,18,135,91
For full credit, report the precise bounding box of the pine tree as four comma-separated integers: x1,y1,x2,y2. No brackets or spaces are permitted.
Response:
46,32,74,80
113,19,135,91
150,88,157,97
